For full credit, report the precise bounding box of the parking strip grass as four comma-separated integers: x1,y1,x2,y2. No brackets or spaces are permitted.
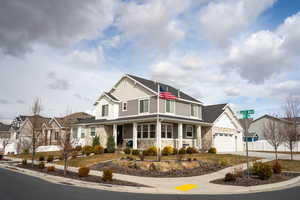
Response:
266,160,300,172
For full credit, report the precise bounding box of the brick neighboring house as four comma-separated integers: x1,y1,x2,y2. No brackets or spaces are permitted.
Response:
72,74,244,152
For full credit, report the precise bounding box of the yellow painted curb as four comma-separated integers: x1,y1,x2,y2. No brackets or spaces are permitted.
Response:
175,184,198,191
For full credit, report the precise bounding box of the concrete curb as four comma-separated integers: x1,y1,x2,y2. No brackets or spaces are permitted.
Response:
2,157,300,195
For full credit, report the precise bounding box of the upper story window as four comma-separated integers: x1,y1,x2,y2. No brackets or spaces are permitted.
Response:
55,131,59,140
139,99,149,113
191,104,198,117
90,127,96,137
166,100,175,113
122,102,127,111
81,129,85,139
102,104,109,117
186,125,193,138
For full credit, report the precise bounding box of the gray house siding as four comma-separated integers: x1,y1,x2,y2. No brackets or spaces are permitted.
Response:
119,99,139,116
176,101,190,116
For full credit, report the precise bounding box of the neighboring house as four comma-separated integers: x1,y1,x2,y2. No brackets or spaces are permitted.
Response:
247,115,300,152
40,112,92,146
72,74,244,152
0,122,11,152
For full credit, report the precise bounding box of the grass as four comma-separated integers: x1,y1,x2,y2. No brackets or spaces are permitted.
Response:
55,153,125,167
250,150,300,155
7,151,62,160
266,160,300,172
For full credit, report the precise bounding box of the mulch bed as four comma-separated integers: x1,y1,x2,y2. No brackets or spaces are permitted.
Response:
17,164,149,187
211,172,299,186
91,160,225,177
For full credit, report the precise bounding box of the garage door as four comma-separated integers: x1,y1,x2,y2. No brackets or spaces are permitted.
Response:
214,133,236,152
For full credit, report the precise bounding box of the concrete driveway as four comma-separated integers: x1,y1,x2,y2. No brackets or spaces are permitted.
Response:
228,151,300,160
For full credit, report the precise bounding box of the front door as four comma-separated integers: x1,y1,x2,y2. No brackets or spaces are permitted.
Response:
117,125,123,146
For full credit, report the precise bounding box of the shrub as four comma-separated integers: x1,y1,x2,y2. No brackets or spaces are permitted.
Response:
187,158,192,162
220,159,229,166
224,173,236,182
38,155,45,161
22,159,27,165
106,135,115,153
149,163,157,171
38,162,45,169
233,167,244,178
162,146,173,156
22,149,29,154
178,147,186,154
146,146,157,156
47,166,55,172
92,135,100,147
251,161,263,175
173,148,178,155
176,154,184,161
93,145,104,154
138,153,145,161
272,161,282,174
75,146,82,152
78,167,90,177
208,147,217,154
257,163,272,180
0,154,3,160
47,155,54,163
186,147,198,154
132,149,139,155
124,148,131,155
102,169,113,181
82,145,93,156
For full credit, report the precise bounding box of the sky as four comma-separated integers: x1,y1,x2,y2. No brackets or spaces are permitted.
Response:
0,0,300,123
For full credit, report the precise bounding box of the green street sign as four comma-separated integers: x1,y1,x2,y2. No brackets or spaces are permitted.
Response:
240,109,255,119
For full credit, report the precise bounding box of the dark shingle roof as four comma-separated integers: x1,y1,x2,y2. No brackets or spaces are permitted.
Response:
0,122,11,131
104,92,119,101
54,112,94,127
202,104,227,123
127,74,201,103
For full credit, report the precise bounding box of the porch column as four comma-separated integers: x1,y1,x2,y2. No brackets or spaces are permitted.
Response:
78,126,82,139
113,124,117,148
133,122,137,149
47,130,51,145
178,123,183,149
196,125,202,149
156,120,161,150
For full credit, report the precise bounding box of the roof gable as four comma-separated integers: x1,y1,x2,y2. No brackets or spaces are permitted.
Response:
203,104,227,123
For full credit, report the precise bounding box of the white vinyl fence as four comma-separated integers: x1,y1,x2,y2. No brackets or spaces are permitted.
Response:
245,140,300,152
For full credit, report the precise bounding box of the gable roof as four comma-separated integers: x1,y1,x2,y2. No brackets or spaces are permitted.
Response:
0,122,11,132
104,92,119,102
27,115,51,129
52,112,93,127
202,103,227,123
126,74,202,104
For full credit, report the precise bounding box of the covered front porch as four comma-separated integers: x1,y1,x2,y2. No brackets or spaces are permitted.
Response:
110,116,212,150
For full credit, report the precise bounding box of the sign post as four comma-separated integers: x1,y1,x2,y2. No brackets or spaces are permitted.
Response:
239,109,255,179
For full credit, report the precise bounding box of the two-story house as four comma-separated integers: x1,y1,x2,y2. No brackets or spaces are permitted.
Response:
72,74,244,152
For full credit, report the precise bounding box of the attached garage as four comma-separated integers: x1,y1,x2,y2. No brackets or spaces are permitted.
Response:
213,133,237,152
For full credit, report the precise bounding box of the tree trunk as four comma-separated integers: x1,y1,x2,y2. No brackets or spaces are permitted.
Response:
32,131,35,167
290,141,293,160
64,156,67,176
275,146,278,161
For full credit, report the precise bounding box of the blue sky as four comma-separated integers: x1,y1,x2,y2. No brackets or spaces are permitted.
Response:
0,0,300,122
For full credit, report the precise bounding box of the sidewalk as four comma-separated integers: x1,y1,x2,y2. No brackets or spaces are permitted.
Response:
2,156,300,195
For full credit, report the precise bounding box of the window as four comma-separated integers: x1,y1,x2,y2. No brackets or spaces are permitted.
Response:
72,128,78,139
191,104,198,117
186,125,193,138
137,125,142,138
102,104,109,117
55,131,59,140
161,124,173,138
81,129,85,138
122,102,127,111
166,100,175,113
142,124,148,138
137,124,156,139
150,124,156,138
199,106,202,119
139,99,149,113
90,127,96,137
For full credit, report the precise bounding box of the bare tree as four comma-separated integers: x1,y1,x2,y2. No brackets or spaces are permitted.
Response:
58,130,74,176
263,116,285,160
31,98,43,166
282,95,300,160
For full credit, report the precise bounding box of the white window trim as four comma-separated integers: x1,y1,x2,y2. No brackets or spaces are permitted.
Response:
102,104,109,117
190,104,198,118
161,123,173,139
137,123,156,139
185,125,194,138
165,100,175,114
122,102,127,111
138,98,150,114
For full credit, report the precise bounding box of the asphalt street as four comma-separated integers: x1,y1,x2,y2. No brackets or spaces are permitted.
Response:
0,167,300,200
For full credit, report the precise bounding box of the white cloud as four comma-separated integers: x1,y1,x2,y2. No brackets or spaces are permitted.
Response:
116,0,189,53
199,0,276,47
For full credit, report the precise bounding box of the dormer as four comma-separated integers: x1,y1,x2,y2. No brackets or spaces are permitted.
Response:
94,92,120,120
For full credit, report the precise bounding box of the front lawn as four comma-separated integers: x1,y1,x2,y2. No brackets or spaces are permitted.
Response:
7,151,62,160
250,150,300,155
266,160,300,172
